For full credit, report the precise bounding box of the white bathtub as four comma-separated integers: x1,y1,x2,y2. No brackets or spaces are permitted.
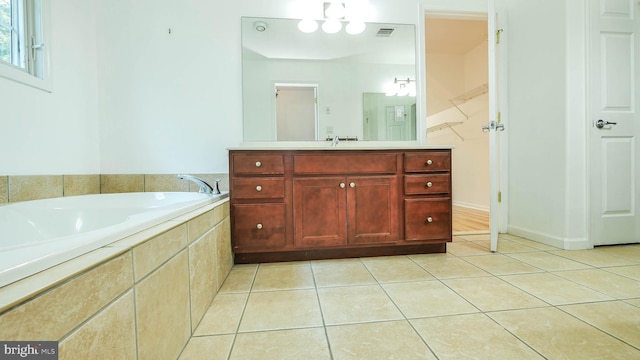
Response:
0,192,228,287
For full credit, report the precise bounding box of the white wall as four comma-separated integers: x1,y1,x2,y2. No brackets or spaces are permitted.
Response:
0,1,100,175
502,0,589,248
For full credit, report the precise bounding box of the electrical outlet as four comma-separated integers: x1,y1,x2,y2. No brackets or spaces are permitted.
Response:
326,126,334,134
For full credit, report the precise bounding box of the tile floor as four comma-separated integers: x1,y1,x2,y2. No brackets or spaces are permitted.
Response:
178,234,640,359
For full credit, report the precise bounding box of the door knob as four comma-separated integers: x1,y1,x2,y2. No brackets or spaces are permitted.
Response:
340,183,346,188
425,217,433,223
256,185,262,192
350,182,356,188
595,119,617,129
425,182,433,188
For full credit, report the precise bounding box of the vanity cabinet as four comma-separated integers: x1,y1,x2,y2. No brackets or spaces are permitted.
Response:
229,148,451,263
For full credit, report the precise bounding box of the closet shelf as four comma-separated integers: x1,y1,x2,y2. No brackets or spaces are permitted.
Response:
448,83,488,119
427,121,464,141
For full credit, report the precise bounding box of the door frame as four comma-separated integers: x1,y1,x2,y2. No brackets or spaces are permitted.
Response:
273,82,319,141
420,3,509,241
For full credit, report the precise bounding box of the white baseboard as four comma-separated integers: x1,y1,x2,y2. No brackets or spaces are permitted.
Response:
507,225,591,250
452,201,489,212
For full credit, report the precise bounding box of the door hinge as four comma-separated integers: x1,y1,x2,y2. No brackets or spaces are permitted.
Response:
496,28,504,44
498,191,502,203
497,112,501,123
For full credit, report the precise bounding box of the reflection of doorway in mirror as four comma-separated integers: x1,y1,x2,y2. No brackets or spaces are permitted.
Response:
362,93,416,141
275,84,318,141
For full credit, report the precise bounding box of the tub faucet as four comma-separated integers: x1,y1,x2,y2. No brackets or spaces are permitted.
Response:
177,174,220,195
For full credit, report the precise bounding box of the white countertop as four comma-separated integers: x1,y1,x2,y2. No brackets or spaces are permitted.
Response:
228,141,454,151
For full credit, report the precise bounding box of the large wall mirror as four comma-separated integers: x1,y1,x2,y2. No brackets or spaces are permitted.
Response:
241,17,417,142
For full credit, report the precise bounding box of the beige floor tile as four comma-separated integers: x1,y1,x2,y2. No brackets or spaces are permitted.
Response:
311,259,376,287
550,249,636,267
327,320,436,360
626,298,640,307
409,254,490,279
252,262,315,291
463,254,543,275
500,235,560,250
506,251,592,271
592,244,640,263
382,281,478,318
500,273,614,305
489,307,640,359
230,328,330,360
361,256,435,283
317,285,403,325
194,293,248,336
559,301,640,348
446,241,492,256
411,313,544,360
443,277,548,311
475,239,540,253
238,289,323,332
178,335,234,360
218,267,256,294
603,265,640,281
458,234,490,241
554,268,640,299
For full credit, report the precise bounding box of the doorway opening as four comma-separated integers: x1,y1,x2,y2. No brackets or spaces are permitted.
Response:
275,83,319,141
424,14,490,235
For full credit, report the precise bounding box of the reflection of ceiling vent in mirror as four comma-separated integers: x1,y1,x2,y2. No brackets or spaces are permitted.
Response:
376,28,395,37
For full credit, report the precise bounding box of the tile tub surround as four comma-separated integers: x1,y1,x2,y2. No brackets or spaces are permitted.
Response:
0,173,230,203
0,199,232,360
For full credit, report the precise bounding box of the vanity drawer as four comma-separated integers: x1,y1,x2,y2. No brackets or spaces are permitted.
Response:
404,152,451,173
232,177,285,199
293,153,397,174
232,204,286,249
232,154,284,175
404,199,451,240
404,174,450,195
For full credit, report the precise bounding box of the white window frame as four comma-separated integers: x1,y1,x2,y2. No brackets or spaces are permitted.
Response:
0,0,51,92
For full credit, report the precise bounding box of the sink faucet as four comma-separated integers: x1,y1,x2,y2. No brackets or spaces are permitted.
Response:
331,135,339,147
177,174,220,194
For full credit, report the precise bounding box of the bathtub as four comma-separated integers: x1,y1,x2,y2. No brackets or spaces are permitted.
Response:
0,191,229,288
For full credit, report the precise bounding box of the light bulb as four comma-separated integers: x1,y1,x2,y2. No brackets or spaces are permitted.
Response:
298,18,318,33
322,19,342,34
345,21,365,35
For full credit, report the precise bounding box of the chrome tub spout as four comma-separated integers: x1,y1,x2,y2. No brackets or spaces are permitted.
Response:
177,174,220,195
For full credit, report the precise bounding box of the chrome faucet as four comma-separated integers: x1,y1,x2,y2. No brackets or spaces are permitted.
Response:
331,135,339,147
177,174,220,194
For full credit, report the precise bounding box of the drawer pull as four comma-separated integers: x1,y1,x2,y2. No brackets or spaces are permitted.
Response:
350,182,356,188
256,185,262,192
340,182,346,189
255,161,262,167
425,182,433,188
256,223,263,230
425,159,433,166
426,217,433,223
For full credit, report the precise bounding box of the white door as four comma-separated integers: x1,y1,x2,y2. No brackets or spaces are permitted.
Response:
590,0,640,246
487,0,505,252
275,84,318,141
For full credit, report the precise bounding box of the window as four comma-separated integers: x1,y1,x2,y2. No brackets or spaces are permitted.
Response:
0,0,49,91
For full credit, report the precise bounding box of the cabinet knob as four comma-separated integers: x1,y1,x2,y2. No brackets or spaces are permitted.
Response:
340,182,346,188
425,181,433,188
256,223,263,229
350,182,355,188
256,185,262,192
426,217,433,223
425,159,433,166
255,161,262,167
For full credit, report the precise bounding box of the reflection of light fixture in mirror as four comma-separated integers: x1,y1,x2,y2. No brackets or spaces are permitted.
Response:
296,1,368,35
385,78,416,97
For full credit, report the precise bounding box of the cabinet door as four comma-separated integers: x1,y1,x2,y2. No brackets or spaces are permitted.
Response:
293,177,347,247
347,176,399,245
404,199,451,241
232,203,286,250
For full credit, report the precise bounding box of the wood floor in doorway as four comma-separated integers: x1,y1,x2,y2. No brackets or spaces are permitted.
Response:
453,206,489,234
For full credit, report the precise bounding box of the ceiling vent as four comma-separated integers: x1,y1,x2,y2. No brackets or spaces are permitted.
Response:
376,28,395,37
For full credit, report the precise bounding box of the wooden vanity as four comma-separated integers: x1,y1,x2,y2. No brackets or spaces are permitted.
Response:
228,146,452,263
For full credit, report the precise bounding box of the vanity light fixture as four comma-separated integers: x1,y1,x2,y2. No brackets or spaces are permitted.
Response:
385,78,416,97
296,0,369,35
